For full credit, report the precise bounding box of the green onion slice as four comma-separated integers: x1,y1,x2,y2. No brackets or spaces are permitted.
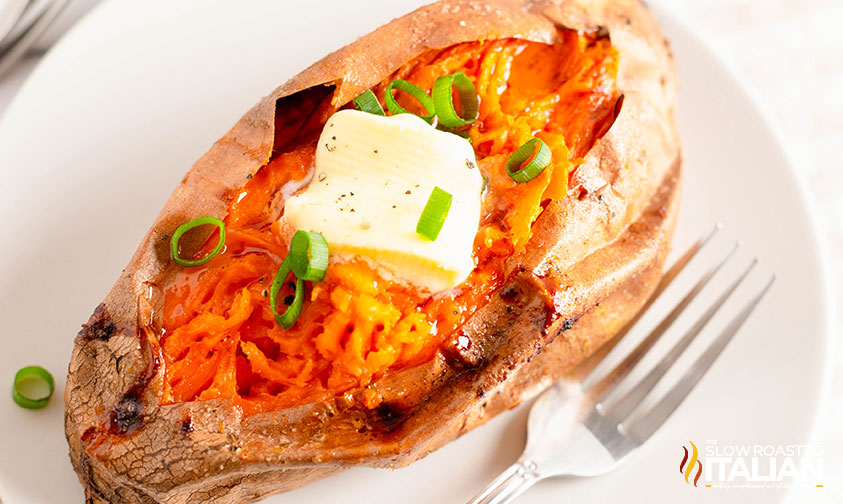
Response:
385,79,436,124
352,90,385,116
12,365,54,410
171,216,226,267
432,72,479,127
269,258,305,330
289,230,330,282
416,186,453,241
505,138,552,183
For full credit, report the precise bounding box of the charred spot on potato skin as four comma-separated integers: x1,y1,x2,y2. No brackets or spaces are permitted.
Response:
89,319,116,340
546,316,579,340
112,353,124,373
106,329,160,436
612,94,625,120
79,305,117,341
108,389,145,435
551,317,580,339
500,285,520,302
362,402,409,433
181,416,195,435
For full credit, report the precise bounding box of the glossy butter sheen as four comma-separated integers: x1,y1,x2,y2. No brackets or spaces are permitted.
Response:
283,109,483,292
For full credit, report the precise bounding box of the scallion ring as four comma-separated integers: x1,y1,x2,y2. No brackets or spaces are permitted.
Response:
12,365,54,410
269,258,305,329
352,90,385,116
171,216,226,267
385,79,436,124
432,72,479,127
505,138,552,183
416,186,453,241
289,230,329,282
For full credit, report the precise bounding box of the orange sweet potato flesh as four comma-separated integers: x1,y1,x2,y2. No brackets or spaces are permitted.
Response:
64,1,681,502
158,31,621,416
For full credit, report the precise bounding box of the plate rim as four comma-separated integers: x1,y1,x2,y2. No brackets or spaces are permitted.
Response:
651,1,835,447
0,1,834,502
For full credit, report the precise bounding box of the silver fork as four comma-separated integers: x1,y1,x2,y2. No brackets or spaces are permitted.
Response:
0,0,69,81
468,225,775,504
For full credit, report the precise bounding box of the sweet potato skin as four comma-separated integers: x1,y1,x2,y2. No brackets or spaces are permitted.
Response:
64,0,681,502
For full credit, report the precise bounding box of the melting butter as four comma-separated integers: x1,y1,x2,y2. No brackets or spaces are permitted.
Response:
283,109,483,292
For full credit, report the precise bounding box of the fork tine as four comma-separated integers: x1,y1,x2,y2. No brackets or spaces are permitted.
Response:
584,240,740,401
602,259,757,421
0,0,69,81
571,224,721,382
624,275,776,443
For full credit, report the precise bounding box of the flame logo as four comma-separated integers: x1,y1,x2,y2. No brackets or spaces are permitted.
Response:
679,441,703,487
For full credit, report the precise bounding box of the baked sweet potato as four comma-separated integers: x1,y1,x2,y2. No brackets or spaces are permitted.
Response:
64,0,681,502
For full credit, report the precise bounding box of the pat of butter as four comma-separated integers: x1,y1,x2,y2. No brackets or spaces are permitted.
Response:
283,109,483,293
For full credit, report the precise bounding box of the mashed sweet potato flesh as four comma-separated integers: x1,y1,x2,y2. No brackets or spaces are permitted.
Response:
160,30,619,415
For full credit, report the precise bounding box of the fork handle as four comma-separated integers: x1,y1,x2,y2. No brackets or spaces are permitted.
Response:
467,461,540,504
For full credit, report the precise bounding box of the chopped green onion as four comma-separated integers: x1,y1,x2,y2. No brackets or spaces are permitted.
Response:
171,216,226,267
505,138,552,183
385,79,436,124
416,186,453,241
269,258,305,329
269,230,329,329
352,90,385,116
289,230,330,282
12,365,54,410
432,72,479,127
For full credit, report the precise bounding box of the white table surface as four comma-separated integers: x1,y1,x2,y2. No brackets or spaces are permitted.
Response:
0,0,839,502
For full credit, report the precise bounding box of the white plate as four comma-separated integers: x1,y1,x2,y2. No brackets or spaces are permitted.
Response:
0,1,831,503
